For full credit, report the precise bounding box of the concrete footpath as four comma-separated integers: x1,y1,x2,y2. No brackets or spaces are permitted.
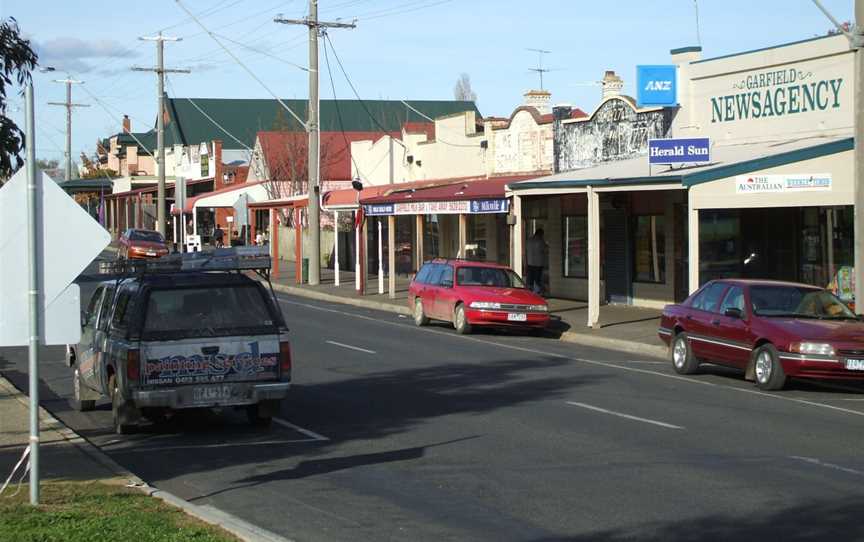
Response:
0,375,290,542
266,263,669,360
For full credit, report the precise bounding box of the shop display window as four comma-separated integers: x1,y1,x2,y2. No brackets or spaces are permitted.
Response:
562,215,588,278
633,215,666,283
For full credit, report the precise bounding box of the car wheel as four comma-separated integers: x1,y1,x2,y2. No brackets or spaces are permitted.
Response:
671,332,699,375
454,304,472,335
73,368,95,412
110,375,134,435
413,298,429,327
753,344,786,391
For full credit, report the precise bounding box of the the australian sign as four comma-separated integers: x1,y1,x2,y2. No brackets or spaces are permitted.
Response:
648,138,710,164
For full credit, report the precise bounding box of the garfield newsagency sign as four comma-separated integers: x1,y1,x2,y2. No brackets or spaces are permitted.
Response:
711,67,843,123
735,174,832,194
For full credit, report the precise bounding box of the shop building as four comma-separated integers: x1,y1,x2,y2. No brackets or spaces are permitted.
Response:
508,34,855,326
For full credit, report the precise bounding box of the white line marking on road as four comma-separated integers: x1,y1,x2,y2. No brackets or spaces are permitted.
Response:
278,297,864,419
273,417,330,441
789,456,864,477
110,439,318,452
566,401,684,430
325,340,376,354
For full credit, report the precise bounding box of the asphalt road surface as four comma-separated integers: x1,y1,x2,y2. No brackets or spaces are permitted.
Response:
2,267,864,541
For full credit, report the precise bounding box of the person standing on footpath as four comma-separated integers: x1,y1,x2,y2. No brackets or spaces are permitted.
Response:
214,224,225,248
525,228,547,295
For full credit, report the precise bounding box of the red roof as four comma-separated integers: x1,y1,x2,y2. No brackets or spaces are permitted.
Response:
257,129,401,182
362,175,536,205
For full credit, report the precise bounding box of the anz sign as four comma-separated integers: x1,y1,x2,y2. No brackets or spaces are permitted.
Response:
636,65,677,107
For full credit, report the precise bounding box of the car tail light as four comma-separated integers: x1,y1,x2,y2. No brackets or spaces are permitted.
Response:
279,341,292,374
127,349,140,381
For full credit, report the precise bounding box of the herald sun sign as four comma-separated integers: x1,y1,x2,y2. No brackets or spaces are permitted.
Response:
636,65,677,107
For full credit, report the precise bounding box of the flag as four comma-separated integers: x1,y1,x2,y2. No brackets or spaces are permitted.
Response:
354,206,365,229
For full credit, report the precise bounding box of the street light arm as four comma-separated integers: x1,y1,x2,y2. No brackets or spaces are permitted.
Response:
811,0,854,43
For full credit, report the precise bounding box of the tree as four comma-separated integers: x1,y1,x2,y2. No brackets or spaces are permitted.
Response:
0,17,38,182
36,158,59,170
453,73,477,102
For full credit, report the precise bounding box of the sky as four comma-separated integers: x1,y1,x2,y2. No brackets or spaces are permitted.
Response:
1,0,856,167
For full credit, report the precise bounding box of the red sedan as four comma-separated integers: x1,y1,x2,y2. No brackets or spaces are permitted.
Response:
409,258,549,334
118,228,169,260
659,279,864,390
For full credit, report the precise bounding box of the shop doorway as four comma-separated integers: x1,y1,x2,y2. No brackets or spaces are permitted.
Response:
603,209,631,304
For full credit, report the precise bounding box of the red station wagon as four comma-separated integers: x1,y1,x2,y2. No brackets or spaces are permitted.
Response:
118,228,169,260
659,279,864,390
409,259,550,334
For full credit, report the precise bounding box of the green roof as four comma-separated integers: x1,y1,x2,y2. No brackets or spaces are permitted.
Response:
162,97,480,150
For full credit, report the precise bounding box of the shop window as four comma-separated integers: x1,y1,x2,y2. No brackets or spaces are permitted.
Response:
633,215,665,283
562,215,588,278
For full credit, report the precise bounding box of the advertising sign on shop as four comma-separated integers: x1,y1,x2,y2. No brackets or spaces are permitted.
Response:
364,203,395,216
735,173,832,193
470,199,510,213
367,199,511,216
648,138,710,164
636,65,677,106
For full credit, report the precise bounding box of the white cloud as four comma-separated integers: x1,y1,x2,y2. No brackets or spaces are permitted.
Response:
33,37,138,74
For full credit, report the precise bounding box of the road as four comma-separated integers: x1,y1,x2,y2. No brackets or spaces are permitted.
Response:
3,267,864,541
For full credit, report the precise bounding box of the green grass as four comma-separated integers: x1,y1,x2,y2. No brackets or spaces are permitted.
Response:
0,481,238,542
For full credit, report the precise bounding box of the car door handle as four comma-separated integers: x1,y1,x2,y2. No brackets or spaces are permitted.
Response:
685,315,693,320
711,319,720,326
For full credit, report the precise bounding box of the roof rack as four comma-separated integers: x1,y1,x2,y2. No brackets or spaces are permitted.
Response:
104,246,271,277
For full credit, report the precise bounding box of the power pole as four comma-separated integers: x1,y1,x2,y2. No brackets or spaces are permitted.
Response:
527,48,551,89
47,79,88,181
132,33,190,236
275,2,355,286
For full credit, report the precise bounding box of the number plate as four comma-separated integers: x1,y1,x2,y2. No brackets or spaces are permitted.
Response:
845,359,864,371
193,385,233,403
507,313,528,322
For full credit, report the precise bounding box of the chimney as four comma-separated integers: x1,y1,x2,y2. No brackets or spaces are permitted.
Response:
213,139,224,184
523,89,552,113
122,115,131,133
601,70,624,99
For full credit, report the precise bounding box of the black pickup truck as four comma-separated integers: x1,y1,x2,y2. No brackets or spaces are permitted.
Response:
68,249,291,434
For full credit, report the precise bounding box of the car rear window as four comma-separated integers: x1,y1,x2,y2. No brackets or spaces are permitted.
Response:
142,285,276,339
130,230,164,242
457,266,524,288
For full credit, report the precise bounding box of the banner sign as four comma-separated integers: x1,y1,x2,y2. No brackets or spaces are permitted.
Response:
636,65,677,106
365,199,510,216
364,203,394,216
648,138,710,164
735,173,832,194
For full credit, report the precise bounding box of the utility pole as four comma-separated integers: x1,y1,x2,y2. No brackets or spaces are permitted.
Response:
132,33,190,236
812,0,863,312
275,2,355,286
527,48,551,90
47,79,88,181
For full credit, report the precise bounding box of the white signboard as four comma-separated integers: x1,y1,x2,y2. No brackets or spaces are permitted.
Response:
0,167,111,346
394,200,470,215
735,173,832,194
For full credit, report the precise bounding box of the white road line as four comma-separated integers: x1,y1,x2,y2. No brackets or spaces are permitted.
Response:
273,417,330,441
109,439,318,452
789,456,864,477
325,340,376,354
566,401,684,430
278,297,864,419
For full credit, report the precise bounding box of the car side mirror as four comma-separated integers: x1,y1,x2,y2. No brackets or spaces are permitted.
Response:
724,307,743,319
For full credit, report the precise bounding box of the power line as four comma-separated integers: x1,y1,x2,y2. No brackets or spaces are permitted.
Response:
351,0,452,21
321,33,365,180
174,0,307,128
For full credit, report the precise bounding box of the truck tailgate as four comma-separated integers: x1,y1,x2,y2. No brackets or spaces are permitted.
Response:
141,335,281,386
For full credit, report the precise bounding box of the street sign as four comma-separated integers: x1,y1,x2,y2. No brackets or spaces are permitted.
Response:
648,138,711,164
0,167,111,346
636,65,677,107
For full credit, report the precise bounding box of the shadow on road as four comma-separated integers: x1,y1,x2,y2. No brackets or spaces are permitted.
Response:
530,497,864,541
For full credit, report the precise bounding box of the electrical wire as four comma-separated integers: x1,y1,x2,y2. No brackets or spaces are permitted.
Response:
321,32,365,180
174,0,307,129
351,0,452,21
76,81,156,159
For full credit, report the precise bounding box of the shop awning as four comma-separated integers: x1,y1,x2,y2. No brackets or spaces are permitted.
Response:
106,177,213,199
361,175,536,216
248,194,308,209
321,177,482,210
506,136,853,192
180,180,269,213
